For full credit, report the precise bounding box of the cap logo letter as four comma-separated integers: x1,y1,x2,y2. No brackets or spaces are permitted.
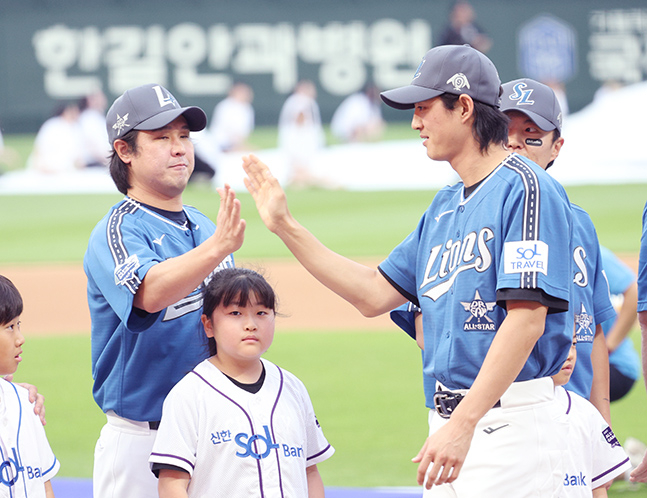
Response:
152,85,177,109
446,73,470,92
508,82,534,106
412,59,426,81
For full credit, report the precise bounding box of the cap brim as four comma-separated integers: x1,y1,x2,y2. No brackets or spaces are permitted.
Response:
503,108,557,132
135,106,207,132
380,85,443,110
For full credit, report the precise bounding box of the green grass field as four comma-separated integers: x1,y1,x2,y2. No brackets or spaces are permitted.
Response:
2,129,647,494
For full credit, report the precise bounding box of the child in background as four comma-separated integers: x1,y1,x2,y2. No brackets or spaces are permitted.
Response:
553,329,631,496
0,275,59,497
149,268,334,497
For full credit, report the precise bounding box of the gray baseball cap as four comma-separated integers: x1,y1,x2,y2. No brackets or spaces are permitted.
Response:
500,78,562,133
106,83,207,145
380,45,502,110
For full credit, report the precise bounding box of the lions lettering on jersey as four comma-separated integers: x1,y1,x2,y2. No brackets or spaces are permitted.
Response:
0,447,45,487
421,228,494,302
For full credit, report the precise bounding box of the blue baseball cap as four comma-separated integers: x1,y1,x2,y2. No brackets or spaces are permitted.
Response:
380,45,502,109
106,83,207,145
500,78,562,133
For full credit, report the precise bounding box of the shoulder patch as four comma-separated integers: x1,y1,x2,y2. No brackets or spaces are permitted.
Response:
114,254,140,285
504,241,548,275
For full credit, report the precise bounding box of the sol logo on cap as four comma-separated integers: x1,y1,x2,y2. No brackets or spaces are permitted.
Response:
446,73,471,92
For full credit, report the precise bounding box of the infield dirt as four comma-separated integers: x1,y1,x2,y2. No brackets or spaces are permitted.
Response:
1,254,638,335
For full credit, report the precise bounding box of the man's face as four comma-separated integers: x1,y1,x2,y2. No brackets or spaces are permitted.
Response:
120,115,195,203
505,110,564,170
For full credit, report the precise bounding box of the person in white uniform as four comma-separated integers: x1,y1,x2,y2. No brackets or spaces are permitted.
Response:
150,268,334,497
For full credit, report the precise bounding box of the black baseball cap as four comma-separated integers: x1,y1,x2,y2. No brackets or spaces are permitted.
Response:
500,78,562,133
106,83,207,145
381,45,502,110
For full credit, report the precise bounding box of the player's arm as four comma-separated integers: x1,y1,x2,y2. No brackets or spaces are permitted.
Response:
134,184,246,313
589,324,611,425
413,300,547,489
44,480,55,498
592,486,608,497
158,469,190,498
630,310,647,483
243,154,406,317
606,281,638,352
306,464,325,498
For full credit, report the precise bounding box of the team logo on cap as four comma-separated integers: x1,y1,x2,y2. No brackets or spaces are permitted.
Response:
508,82,535,106
461,290,496,331
412,59,426,81
447,73,471,92
112,113,130,137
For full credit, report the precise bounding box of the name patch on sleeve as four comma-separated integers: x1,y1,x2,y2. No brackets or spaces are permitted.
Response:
504,241,548,275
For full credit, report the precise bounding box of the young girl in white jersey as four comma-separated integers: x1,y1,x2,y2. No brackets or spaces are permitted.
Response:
150,268,334,497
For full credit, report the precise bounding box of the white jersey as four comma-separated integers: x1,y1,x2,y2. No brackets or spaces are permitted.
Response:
0,380,59,497
150,358,334,497
556,386,631,495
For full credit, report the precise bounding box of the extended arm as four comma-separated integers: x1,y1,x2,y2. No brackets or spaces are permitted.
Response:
589,324,611,424
413,301,547,488
243,154,405,317
134,185,246,313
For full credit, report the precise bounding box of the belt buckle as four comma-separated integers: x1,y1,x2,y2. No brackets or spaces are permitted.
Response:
433,390,464,419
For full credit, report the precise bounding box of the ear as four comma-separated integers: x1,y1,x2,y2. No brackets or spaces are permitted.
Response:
551,137,565,163
201,314,215,338
457,94,475,123
113,139,133,164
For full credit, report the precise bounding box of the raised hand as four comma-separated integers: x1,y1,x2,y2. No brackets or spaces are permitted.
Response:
214,183,246,256
242,154,292,234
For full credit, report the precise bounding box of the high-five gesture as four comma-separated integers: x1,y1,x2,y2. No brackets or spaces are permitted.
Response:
242,154,292,235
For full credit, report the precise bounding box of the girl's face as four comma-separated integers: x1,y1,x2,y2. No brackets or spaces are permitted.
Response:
202,293,275,366
0,316,24,376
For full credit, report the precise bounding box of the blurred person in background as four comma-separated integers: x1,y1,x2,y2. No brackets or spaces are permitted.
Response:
79,88,110,168
330,83,385,143
438,0,492,53
27,100,85,174
277,79,327,188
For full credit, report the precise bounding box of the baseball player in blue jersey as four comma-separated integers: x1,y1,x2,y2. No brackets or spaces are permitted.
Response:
629,200,647,483
501,78,615,423
84,83,245,498
243,45,574,496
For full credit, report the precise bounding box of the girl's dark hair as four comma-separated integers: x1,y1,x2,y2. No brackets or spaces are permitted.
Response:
109,129,138,195
0,275,23,326
202,268,276,356
439,93,509,154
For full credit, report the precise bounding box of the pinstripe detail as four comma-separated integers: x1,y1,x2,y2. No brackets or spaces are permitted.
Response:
504,155,541,289
107,199,141,294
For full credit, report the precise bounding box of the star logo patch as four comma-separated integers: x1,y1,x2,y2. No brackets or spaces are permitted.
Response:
461,290,496,331
112,113,131,137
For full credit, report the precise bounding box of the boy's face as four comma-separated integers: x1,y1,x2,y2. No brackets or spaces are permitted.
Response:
552,330,577,387
0,316,24,376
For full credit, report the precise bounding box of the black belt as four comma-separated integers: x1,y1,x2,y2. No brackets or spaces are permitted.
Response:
433,390,501,419
148,421,161,430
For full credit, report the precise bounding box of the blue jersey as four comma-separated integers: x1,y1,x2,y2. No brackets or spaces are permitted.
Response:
638,200,647,313
84,197,235,421
379,154,574,408
564,206,616,398
600,246,641,381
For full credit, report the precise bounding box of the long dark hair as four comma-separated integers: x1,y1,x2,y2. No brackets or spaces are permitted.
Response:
202,268,277,356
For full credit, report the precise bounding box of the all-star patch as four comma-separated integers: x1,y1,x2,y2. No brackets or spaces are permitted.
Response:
461,290,496,331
